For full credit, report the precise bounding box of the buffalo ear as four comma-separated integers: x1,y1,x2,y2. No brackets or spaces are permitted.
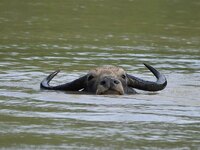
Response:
127,63,167,91
40,70,87,91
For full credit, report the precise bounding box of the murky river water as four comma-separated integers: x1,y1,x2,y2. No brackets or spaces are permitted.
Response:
0,0,200,149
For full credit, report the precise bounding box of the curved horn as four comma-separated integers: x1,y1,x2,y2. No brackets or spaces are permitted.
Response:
40,70,87,91
127,63,167,91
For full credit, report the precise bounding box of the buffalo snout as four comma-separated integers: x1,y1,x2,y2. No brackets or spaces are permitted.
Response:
96,77,124,95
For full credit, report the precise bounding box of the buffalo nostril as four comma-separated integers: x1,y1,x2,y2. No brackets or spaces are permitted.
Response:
113,80,119,84
100,80,106,85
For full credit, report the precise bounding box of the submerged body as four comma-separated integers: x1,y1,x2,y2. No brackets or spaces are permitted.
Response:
40,63,167,95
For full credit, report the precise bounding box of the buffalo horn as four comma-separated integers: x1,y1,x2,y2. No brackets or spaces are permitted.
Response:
40,70,87,91
127,63,167,91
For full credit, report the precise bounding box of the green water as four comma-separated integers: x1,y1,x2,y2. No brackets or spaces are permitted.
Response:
0,0,200,149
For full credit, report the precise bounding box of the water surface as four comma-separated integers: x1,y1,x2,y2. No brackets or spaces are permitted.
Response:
0,0,200,149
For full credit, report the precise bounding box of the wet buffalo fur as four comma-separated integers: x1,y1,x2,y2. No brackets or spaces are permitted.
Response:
41,63,167,95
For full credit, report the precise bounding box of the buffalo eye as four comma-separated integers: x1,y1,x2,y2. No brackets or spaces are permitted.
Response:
121,74,126,79
88,75,94,81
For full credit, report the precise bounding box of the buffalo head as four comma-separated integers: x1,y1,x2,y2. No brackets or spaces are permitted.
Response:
40,63,167,95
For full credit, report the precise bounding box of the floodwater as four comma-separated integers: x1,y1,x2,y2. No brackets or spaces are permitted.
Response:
0,0,200,149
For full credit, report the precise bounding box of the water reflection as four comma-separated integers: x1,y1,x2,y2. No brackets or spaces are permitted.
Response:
0,43,199,72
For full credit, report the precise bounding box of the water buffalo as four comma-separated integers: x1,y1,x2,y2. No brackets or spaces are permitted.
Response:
40,63,167,95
